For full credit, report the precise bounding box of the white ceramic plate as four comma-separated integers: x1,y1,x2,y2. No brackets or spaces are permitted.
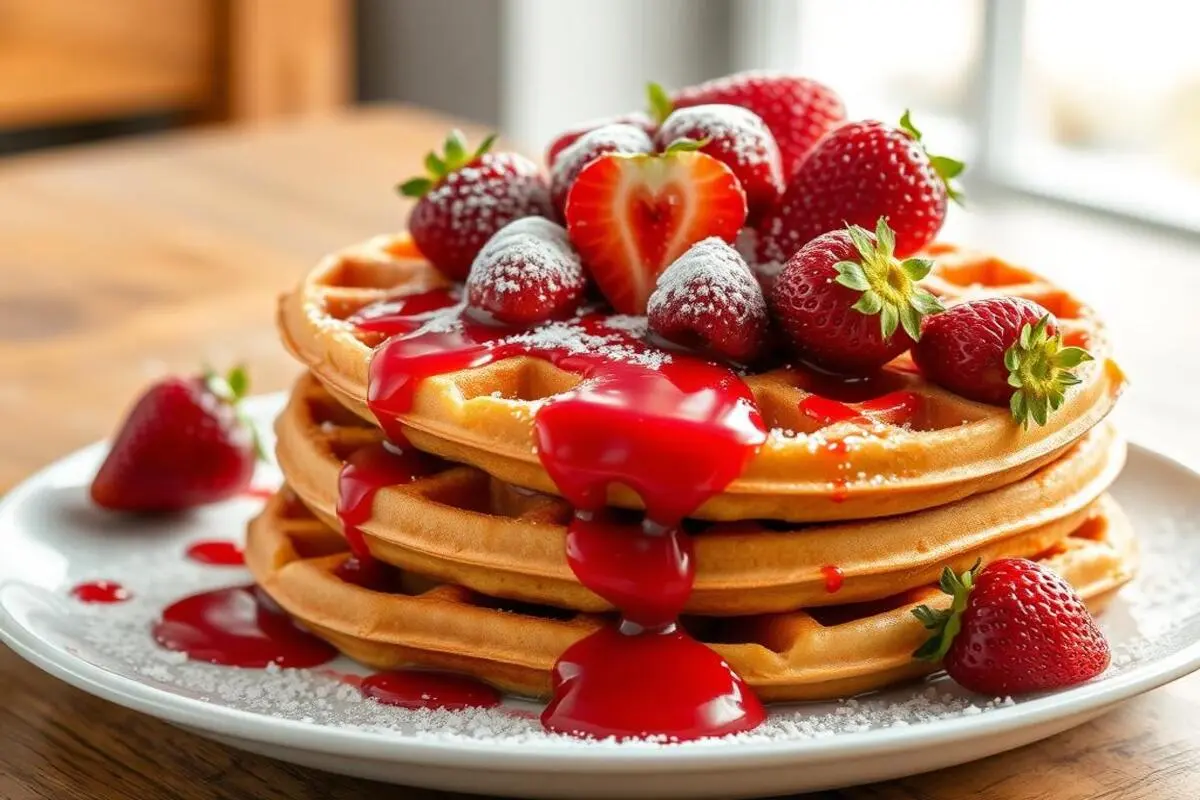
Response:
2,394,1199,799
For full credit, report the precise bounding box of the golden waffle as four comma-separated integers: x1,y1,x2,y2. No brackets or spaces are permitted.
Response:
276,373,1127,615
278,233,1125,522
247,490,1136,702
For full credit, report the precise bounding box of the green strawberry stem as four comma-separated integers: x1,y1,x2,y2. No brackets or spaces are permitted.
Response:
646,82,674,125
203,364,267,462
898,110,966,206
912,560,982,662
1004,315,1094,428
397,130,498,198
833,218,946,341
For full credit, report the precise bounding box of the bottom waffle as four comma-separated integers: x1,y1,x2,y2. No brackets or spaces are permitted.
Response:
246,491,1137,703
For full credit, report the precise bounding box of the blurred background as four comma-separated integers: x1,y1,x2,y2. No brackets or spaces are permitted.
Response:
3,0,1197,232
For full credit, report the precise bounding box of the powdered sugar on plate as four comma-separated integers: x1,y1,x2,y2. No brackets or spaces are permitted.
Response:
42,450,1196,749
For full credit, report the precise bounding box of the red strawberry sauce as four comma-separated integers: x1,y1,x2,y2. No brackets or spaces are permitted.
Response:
71,580,131,604
360,670,501,711
153,585,337,668
185,540,245,566
358,299,768,740
335,438,444,589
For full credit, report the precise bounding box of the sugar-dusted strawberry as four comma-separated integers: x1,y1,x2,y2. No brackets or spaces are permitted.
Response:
913,297,1093,427
913,558,1111,696
770,218,944,374
465,217,586,326
550,124,654,218
669,71,844,178
756,112,964,269
545,112,657,167
647,237,769,364
91,367,260,512
564,142,747,314
650,90,784,223
400,130,552,281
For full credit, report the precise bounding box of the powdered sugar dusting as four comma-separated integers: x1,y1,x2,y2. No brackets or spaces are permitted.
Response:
659,104,778,170
466,219,585,324
550,124,654,209
67,546,1029,747
648,238,765,327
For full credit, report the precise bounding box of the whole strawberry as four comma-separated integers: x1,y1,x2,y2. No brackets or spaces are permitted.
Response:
770,218,944,374
913,558,1111,696
670,71,844,178
756,112,963,268
650,88,784,223
91,367,260,512
647,237,769,364
565,141,747,314
550,123,654,218
400,130,552,281
914,298,1093,427
466,217,586,326
545,112,657,167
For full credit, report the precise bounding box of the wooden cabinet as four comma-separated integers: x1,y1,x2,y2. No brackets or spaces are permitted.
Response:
0,0,351,129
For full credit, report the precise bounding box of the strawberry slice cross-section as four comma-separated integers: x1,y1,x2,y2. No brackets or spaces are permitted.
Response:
564,144,747,315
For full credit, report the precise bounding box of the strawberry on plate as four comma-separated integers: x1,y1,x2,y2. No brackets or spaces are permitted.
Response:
549,123,654,218
545,112,657,167
649,85,784,223
647,237,769,364
756,112,964,268
669,71,844,179
465,217,587,326
914,297,1093,427
564,141,747,314
91,367,261,512
913,558,1111,696
770,218,944,374
400,130,552,281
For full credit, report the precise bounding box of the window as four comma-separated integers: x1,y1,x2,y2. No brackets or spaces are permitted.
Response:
772,0,1200,232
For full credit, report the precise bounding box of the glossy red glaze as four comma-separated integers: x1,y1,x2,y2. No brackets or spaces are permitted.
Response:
566,513,694,629
541,624,765,741
799,390,921,426
359,300,769,740
153,585,337,668
70,580,130,604
361,670,501,710
821,564,845,593
336,439,442,586
185,540,245,566
347,287,461,337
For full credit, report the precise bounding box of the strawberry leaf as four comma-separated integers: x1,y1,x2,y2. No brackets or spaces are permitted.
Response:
852,290,883,315
912,560,981,662
398,177,433,198
1004,314,1093,427
664,137,711,154
833,261,870,291
646,81,675,125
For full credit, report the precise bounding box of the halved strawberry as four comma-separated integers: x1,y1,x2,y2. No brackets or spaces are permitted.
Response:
563,143,747,314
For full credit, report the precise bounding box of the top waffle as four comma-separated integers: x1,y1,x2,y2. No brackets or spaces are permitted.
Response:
279,233,1125,522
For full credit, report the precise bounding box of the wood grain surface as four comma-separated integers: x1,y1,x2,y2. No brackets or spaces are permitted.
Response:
1,107,1198,799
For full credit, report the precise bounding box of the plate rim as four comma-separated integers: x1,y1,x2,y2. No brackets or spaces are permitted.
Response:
1,408,1198,773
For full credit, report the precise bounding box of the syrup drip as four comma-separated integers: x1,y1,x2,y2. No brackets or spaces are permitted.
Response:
821,564,845,594
825,439,851,503
70,580,130,604
360,670,501,710
357,298,770,740
347,287,461,337
185,540,245,566
336,439,442,587
153,585,336,668
798,391,920,427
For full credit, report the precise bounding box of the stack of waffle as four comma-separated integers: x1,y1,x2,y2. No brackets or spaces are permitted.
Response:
248,234,1134,702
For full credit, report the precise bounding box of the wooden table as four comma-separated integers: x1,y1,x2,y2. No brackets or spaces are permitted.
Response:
1,107,1198,799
